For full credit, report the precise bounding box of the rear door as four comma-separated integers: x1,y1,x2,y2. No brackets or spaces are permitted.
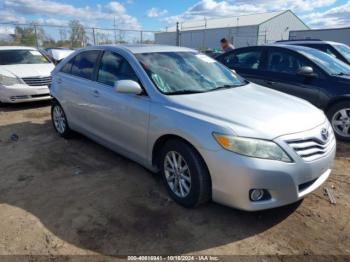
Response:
217,47,267,86
56,50,101,130
259,47,322,105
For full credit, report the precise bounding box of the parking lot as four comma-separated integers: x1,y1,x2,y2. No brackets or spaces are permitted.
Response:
0,101,349,257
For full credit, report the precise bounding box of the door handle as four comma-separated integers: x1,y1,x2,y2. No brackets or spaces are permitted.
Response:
265,80,276,86
92,89,100,97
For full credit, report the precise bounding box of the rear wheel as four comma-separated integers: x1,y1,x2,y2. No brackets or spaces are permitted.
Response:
327,101,350,141
51,100,72,138
159,139,211,208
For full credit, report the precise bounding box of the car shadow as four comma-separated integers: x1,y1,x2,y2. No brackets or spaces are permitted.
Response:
0,100,51,113
0,120,301,256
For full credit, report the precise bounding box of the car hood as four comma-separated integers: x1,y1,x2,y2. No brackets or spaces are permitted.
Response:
48,49,74,61
0,64,55,78
167,83,326,140
334,74,350,81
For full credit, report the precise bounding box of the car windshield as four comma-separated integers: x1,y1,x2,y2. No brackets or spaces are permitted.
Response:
333,43,350,63
135,51,247,95
0,49,50,65
298,48,350,76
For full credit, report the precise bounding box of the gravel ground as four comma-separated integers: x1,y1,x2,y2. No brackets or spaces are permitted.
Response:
0,101,349,260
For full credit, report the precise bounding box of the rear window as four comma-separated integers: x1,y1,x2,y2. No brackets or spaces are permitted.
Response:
221,49,262,70
0,49,50,65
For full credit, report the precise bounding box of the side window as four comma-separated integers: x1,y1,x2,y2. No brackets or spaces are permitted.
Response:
222,49,262,69
97,51,138,86
60,57,74,74
267,49,310,74
305,44,338,58
71,50,100,80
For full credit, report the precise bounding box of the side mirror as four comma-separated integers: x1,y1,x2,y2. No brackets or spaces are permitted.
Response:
114,80,142,95
297,66,316,77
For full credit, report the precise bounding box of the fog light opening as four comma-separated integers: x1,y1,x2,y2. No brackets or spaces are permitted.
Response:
249,189,270,202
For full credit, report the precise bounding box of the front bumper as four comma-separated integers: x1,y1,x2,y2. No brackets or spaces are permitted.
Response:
0,84,51,103
199,125,336,211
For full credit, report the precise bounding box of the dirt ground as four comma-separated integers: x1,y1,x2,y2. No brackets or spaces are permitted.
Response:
0,101,349,259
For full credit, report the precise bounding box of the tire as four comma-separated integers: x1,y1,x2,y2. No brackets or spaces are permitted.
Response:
159,139,211,208
51,100,73,138
326,101,350,142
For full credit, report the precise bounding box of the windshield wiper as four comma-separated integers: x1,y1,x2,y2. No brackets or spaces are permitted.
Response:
208,83,247,92
166,89,206,95
332,72,350,76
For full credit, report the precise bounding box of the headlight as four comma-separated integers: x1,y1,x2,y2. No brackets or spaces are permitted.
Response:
213,133,292,162
0,74,23,86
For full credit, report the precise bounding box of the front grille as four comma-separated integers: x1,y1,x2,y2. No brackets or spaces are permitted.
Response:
10,95,29,100
31,93,50,98
22,76,52,86
286,126,335,162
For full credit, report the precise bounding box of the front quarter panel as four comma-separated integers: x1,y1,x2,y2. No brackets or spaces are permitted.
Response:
147,101,231,164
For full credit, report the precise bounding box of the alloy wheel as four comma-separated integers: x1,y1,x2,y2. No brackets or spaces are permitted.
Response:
332,108,350,138
53,105,66,134
163,151,192,198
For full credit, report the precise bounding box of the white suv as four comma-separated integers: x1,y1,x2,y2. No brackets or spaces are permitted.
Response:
0,46,55,103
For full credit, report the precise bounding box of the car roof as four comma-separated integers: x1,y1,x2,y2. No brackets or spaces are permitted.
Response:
221,44,322,57
0,46,37,51
276,40,341,45
89,44,195,54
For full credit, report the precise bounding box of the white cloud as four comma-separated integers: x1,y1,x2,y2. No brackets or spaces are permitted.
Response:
146,7,168,18
303,1,350,28
2,0,140,29
163,0,339,27
234,0,336,12
106,1,126,13
0,9,26,23
33,18,69,27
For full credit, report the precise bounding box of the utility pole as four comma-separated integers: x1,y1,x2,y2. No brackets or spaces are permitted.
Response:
34,24,39,48
92,28,96,45
113,16,117,44
203,17,207,50
236,17,239,47
140,30,143,44
176,22,180,46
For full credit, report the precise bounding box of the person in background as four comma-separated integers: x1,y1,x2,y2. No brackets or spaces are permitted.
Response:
220,38,235,53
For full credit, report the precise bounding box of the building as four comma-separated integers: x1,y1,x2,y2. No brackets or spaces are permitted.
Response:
289,27,350,45
155,10,309,50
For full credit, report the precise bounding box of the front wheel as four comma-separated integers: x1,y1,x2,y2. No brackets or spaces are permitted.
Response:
51,100,72,138
160,139,211,208
327,101,350,141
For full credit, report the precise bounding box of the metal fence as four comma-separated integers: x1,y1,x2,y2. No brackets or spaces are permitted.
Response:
0,22,158,49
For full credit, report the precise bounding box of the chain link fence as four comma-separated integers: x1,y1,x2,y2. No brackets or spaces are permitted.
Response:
0,22,158,49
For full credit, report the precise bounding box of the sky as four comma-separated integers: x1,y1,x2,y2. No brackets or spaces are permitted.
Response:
0,0,349,31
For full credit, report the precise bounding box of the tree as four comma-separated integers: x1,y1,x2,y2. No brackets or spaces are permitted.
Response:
13,23,47,47
68,20,86,48
14,26,36,46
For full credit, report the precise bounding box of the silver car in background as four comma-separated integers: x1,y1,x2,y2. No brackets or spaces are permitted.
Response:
50,45,336,211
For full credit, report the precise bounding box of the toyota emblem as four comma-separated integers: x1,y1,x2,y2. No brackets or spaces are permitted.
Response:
321,128,329,142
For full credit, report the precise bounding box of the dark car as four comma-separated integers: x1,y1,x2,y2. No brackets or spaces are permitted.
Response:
202,49,223,58
216,44,350,141
277,39,350,65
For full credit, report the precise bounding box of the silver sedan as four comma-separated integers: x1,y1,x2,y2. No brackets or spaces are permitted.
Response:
50,45,336,211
